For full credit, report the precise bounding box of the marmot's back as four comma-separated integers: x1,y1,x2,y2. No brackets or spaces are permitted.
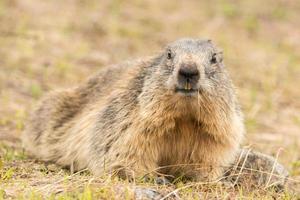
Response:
23,38,245,181
22,58,149,167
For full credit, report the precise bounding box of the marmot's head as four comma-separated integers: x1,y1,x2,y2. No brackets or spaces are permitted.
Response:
148,38,230,98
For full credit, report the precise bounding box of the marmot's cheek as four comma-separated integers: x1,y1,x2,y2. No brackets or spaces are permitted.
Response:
198,79,211,90
165,77,177,91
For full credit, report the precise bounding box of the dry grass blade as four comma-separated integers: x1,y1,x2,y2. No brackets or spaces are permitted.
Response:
233,148,251,186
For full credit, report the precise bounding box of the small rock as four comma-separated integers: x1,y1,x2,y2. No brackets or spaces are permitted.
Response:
134,188,163,200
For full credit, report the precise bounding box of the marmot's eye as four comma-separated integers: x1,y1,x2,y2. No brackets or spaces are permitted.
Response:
167,50,172,60
210,53,217,64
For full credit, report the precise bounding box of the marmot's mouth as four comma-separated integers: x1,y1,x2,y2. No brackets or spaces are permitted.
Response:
175,88,198,95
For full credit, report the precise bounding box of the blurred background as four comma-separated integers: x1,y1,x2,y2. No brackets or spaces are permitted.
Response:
0,0,299,195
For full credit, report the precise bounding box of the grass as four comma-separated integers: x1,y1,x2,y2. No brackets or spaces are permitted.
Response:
0,0,300,199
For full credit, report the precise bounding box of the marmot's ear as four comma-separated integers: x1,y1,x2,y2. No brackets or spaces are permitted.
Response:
198,39,212,43
216,50,223,63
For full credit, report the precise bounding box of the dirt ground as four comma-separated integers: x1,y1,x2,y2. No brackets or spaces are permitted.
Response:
0,0,300,199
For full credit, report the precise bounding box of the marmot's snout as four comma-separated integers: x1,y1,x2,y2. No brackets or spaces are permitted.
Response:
176,62,199,95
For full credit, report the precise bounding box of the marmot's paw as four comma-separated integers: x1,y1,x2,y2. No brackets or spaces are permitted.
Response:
154,177,171,185
142,175,171,185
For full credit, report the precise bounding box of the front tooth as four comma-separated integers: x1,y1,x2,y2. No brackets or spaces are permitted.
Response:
187,82,191,90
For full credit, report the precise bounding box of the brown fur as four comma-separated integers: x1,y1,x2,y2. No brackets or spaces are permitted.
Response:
22,38,245,181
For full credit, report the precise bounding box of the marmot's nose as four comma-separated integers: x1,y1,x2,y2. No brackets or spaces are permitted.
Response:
178,63,200,85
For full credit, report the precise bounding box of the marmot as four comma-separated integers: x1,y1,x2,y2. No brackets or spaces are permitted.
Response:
22,38,245,182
